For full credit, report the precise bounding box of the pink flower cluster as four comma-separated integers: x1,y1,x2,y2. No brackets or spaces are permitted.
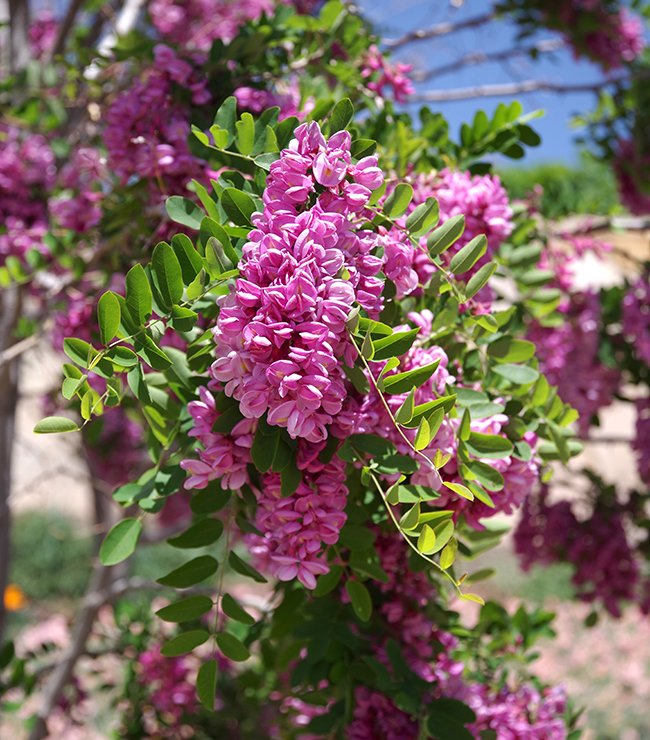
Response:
514,489,648,617
382,170,513,300
622,276,650,365
50,147,104,234
181,389,349,589
138,646,197,723
361,45,414,103
149,0,275,50
348,688,419,740
348,529,568,738
0,125,55,264
85,407,148,489
211,121,384,443
633,398,650,486
28,9,58,59
614,139,650,215
463,682,567,739
247,452,348,588
575,6,645,70
539,1,645,70
103,46,208,186
234,78,313,121
528,290,620,436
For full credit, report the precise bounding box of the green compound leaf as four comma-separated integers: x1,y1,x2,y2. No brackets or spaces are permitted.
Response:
161,629,210,657
345,580,372,622
167,519,224,549
157,555,219,588
427,214,465,256
97,291,121,345
487,337,536,363
449,234,487,275
196,659,218,711
372,328,420,361
152,241,184,309
329,98,354,133
99,518,142,566
221,188,257,226
33,415,79,434
216,632,250,662
156,595,214,623
221,593,255,625
125,263,152,326
166,195,204,229
383,183,413,219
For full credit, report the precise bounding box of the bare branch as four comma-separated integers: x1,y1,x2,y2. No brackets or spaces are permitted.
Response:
49,0,85,59
413,38,566,82
8,0,30,72
410,78,620,103
385,11,494,50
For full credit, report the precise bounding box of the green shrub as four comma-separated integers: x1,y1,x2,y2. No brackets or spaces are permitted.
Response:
10,511,92,600
499,155,621,219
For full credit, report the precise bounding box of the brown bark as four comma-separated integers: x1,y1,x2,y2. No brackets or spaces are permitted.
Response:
0,285,22,644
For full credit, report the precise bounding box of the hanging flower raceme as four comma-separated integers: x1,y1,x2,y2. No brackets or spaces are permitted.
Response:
0,124,55,264
103,46,209,187
613,139,650,215
210,121,384,444
381,170,513,300
622,275,650,366
528,290,620,436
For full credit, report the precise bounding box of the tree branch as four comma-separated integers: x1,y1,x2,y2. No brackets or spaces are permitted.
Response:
413,38,566,82
410,78,619,103
49,0,85,59
385,12,494,50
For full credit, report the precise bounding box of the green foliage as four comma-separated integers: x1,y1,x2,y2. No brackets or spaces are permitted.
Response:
498,155,621,218
10,512,92,600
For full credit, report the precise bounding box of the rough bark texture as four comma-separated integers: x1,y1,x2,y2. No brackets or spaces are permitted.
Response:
0,285,22,643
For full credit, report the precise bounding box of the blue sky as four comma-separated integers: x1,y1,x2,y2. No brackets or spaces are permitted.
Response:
361,0,618,164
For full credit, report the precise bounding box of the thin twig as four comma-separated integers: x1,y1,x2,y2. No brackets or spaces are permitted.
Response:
385,11,495,49
49,0,85,59
413,38,565,82
410,78,619,103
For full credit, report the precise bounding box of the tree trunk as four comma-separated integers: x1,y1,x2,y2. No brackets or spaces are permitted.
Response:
0,285,22,644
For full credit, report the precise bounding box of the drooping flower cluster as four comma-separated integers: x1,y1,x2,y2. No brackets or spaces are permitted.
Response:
613,139,650,215
28,9,58,59
381,170,513,300
514,488,648,617
181,388,349,589
463,682,568,739
360,45,414,103
622,276,650,365
246,452,348,588
528,290,620,436
348,688,419,740
234,78,313,121
633,398,650,486
211,121,384,443
534,0,645,70
138,646,197,725
0,124,55,264
50,147,104,234
103,45,209,186
149,0,275,50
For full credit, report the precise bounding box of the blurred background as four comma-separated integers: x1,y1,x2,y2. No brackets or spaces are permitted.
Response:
2,1,649,737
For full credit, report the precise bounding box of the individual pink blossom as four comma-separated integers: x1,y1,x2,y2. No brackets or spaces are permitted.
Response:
360,45,414,103
622,275,650,364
